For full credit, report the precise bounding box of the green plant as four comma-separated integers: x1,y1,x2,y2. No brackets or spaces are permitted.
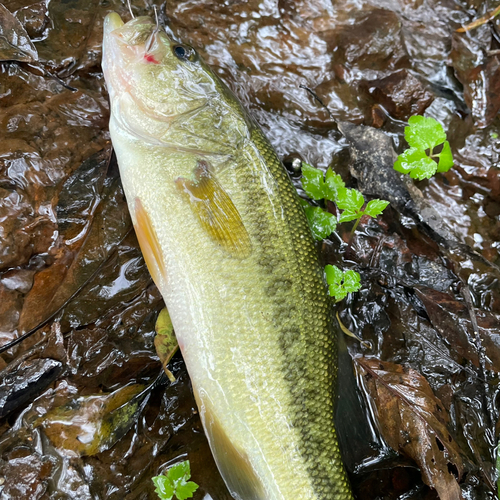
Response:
152,461,199,500
301,163,389,240
299,199,337,240
394,116,454,180
300,163,387,301
336,188,389,235
325,265,361,301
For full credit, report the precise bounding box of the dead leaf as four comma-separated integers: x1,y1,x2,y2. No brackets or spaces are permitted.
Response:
0,3,38,62
451,33,500,128
456,5,500,33
154,308,178,382
17,149,132,334
415,287,500,372
36,383,147,457
355,357,465,500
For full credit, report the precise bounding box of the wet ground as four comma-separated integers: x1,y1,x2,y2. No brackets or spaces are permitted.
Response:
0,0,499,498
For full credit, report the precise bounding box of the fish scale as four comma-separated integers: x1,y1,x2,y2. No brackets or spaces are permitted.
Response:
103,12,353,500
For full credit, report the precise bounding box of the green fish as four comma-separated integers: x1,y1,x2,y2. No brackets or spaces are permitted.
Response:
102,12,352,500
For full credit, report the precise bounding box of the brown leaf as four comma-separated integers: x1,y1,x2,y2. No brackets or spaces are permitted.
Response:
37,383,147,457
0,2,38,62
17,149,132,334
355,357,465,500
415,287,500,372
451,32,500,128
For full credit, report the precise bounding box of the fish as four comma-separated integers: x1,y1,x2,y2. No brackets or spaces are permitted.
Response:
102,12,352,500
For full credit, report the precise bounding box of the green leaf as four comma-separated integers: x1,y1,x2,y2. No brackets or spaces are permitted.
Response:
405,116,446,150
338,210,359,223
394,147,437,180
152,461,199,500
364,199,390,217
329,283,347,301
153,475,175,500
176,482,199,500
325,265,361,301
167,462,191,483
301,163,325,200
336,188,364,212
343,270,361,293
303,205,337,240
325,264,343,285
324,168,345,201
301,163,345,203
395,116,454,180
436,141,454,173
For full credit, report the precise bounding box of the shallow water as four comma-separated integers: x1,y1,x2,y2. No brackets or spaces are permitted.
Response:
0,0,499,498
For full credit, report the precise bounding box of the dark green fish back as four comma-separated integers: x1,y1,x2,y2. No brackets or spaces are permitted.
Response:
234,124,352,500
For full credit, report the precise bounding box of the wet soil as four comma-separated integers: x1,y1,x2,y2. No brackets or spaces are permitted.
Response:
0,0,499,499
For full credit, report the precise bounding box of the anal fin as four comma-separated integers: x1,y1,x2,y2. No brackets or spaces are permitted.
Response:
193,388,266,500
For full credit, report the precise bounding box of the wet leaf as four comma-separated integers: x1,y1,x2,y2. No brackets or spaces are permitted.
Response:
325,265,361,301
155,308,178,382
0,3,38,62
436,141,454,173
17,149,132,334
405,115,446,151
302,204,337,240
451,33,500,128
37,383,148,456
336,187,365,212
355,357,465,500
153,461,199,500
364,199,390,218
456,5,500,33
415,287,500,372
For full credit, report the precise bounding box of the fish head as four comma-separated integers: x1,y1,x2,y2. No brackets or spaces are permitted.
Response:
102,13,245,147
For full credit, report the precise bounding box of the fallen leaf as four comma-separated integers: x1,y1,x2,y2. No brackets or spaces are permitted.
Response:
355,357,465,500
456,5,500,33
0,2,38,62
17,149,132,334
154,308,178,382
415,287,500,372
37,383,148,456
451,32,500,128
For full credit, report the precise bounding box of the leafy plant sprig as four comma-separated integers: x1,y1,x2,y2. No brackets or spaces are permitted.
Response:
300,163,389,240
325,265,361,301
299,163,386,301
394,116,454,180
336,188,389,235
153,461,199,500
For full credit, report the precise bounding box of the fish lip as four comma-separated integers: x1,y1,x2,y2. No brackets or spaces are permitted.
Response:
104,12,124,36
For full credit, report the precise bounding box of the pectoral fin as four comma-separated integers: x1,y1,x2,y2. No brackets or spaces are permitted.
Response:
133,198,167,288
175,160,251,258
193,388,266,500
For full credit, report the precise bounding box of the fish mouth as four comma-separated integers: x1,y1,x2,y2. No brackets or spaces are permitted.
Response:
102,12,162,102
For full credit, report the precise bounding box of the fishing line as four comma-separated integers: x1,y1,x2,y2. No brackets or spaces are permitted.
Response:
127,0,135,19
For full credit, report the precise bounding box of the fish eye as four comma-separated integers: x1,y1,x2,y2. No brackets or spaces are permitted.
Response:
173,44,196,62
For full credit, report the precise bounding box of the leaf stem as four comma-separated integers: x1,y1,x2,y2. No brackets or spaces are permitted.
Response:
350,216,361,239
